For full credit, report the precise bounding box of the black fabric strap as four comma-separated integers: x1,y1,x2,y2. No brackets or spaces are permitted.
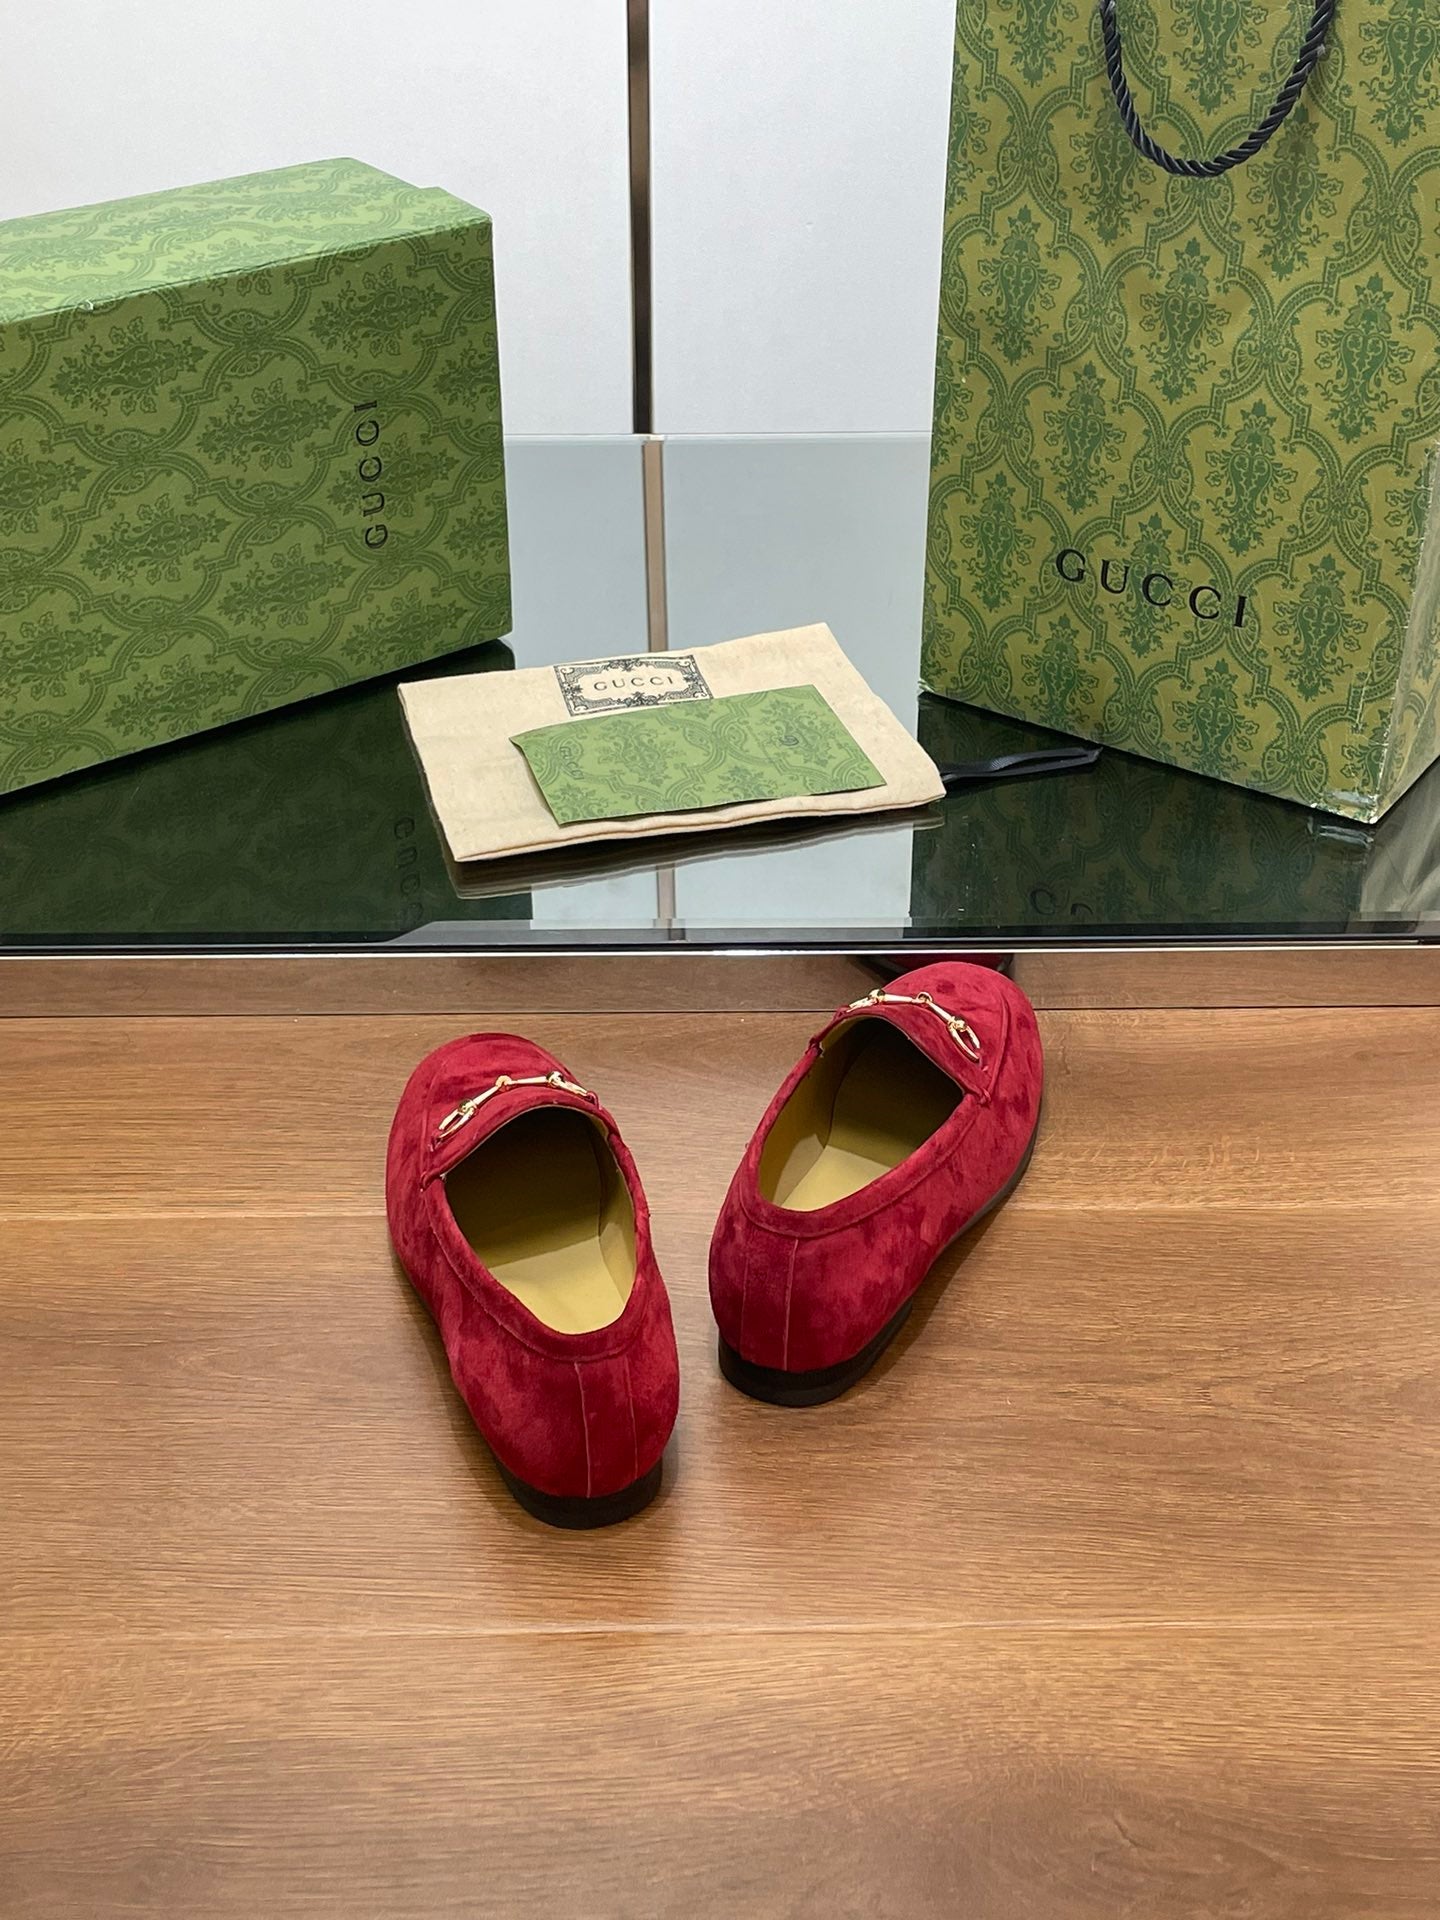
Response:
937,744,1102,790
1097,0,1336,178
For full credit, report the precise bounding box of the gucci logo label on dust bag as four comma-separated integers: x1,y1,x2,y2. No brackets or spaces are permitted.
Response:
555,654,714,716
1053,549,1249,629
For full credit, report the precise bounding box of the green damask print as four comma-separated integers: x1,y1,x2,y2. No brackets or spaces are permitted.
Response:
946,50,989,198
1021,615,1098,728
1045,364,1123,514
220,544,354,628
996,0,1077,84
923,602,1017,709
444,501,509,562
926,0,1440,820
1360,0,1440,145
326,432,456,513
1246,108,1339,280
52,315,207,416
379,433,458,502
6,710,76,774
1121,516,1175,656
959,470,1034,611
1172,659,1258,778
515,688,883,826
108,661,249,744
86,496,230,585
197,379,334,471
1416,606,1440,683
1386,468,1427,574
931,335,973,464
457,577,512,639
0,159,510,793
0,438,87,535
344,589,474,670
1141,241,1226,402
0,160,466,326
1206,402,1297,555
1342,711,1391,792
0,232,116,282
979,209,1060,364
312,266,446,356
434,346,503,409
1070,108,1146,247
0,613,95,702
1272,556,1368,698
0,548,44,613
1174,0,1266,109
1316,275,1415,444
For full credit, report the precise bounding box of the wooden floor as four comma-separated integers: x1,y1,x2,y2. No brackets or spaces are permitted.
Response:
3,961,1439,1917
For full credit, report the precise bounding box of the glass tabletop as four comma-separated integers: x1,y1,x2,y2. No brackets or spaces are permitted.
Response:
3,435,1437,953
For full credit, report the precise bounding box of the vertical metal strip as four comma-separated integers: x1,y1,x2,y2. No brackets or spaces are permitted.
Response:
641,435,669,654
655,862,678,931
630,1,673,928
626,0,654,437
642,434,675,928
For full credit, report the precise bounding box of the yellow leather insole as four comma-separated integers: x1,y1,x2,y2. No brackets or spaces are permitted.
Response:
760,1021,963,1212
445,1109,636,1334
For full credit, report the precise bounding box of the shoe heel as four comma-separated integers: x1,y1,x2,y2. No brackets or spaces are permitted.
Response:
718,1300,914,1407
494,1455,664,1529
719,1108,1043,1408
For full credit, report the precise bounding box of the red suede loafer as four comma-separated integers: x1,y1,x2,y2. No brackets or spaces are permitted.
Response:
709,961,1043,1405
387,1034,679,1526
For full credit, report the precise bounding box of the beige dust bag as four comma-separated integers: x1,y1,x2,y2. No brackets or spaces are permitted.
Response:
400,624,944,864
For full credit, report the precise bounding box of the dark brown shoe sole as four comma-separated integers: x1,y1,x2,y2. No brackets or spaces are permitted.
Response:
496,1455,664,1529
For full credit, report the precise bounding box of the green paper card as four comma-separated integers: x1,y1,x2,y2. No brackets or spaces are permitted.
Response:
513,685,884,827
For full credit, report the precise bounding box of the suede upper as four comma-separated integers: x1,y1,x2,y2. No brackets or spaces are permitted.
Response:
387,1033,679,1500
708,962,1044,1374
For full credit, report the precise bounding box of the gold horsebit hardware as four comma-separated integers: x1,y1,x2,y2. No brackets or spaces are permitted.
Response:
434,1071,598,1146
845,988,984,1066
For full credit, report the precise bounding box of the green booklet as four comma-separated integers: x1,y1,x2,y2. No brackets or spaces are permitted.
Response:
512,685,883,827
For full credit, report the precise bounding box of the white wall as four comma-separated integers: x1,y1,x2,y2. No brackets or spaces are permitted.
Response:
1,5,960,436
0,0,632,437
650,0,956,435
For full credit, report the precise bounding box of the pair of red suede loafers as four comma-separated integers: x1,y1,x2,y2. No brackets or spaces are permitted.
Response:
386,962,1043,1527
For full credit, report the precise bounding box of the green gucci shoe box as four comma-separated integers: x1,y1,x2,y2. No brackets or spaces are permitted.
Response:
0,158,509,794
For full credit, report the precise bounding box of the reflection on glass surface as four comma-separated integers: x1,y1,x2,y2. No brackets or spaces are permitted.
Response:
3,432,1439,950
0,643,527,941
912,699,1440,939
5,667,1440,947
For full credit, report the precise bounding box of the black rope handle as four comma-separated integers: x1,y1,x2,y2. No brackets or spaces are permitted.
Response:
938,744,1102,789
1097,0,1338,177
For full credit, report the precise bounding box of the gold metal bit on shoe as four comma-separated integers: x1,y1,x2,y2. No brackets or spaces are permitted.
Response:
434,1071,598,1146
844,989,984,1064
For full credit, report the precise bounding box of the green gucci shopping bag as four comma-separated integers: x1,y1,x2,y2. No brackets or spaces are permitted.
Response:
924,0,1440,820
